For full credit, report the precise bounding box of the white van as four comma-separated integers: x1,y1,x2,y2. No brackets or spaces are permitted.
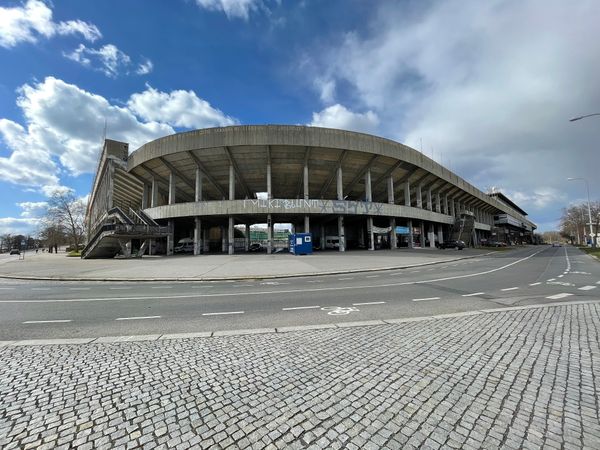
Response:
325,236,340,249
174,238,194,253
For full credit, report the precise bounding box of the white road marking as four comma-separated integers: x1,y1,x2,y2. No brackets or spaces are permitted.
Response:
547,278,556,282
352,301,386,305
501,287,519,291
110,287,132,290
0,248,549,304
115,315,161,321
529,282,542,286
202,311,244,316
151,286,172,289
23,319,72,324
69,288,90,291
410,270,421,273
557,275,564,278
365,275,380,278
462,292,484,297
307,280,323,283
31,288,50,291
597,281,600,285
546,293,573,300
578,285,596,291
282,306,320,310
234,284,253,288
413,297,441,302
338,277,354,281
0,287,15,290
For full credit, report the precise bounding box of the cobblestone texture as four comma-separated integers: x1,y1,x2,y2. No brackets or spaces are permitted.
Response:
1,304,600,449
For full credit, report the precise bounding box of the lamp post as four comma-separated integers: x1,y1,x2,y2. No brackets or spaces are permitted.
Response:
567,177,595,247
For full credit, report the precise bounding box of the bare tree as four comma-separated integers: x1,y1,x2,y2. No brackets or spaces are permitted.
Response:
45,191,87,250
560,201,600,246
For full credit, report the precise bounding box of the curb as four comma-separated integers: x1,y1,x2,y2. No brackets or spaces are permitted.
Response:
2,299,598,347
0,251,497,282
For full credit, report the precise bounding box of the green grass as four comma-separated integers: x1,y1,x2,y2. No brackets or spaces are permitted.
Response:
67,251,81,257
578,246,600,259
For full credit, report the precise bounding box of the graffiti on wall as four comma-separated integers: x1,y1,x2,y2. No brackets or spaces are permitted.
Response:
242,199,384,214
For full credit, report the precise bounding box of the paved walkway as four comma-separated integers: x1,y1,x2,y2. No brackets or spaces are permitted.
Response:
0,248,492,281
1,302,598,449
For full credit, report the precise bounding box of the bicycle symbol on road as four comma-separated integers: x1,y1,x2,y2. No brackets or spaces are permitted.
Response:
321,306,359,315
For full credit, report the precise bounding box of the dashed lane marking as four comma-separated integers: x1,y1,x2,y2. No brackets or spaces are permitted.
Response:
365,275,380,278
578,285,597,291
151,286,173,289
69,288,90,290
352,301,386,306
202,311,244,316
501,287,519,291
115,316,161,321
558,275,564,278
31,288,50,291
413,297,441,302
109,287,132,290
0,287,15,290
23,319,72,324
338,277,354,281
462,292,485,297
282,306,321,310
546,293,573,300
307,280,323,283
529,282,542,286
547,278,556,282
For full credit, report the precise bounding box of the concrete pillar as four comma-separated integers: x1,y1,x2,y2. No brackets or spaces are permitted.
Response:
444,195,449,215
437,224,444,245
338,216,345,252
151,177,158,208
267,214,273,254
365,169,372,202
267,160,272,199
194,217,202,255
141,184,148,209
427,188,432,211
390,217,397,249
168,171,176,205
387,176,394,204
407,219,414,249
167,220,174,256
320,224,326,249
303,163,309,200
436,192,441,213
420,221,425,247
221,225,227,253
337,166,343,200
228,217,234,255
428,223,436,248
404,181,411,206
202,228,209,253
450,199,455,217
245,224,250,251
304,216,310,233
195,168,203,202
367,217,374,251
229,164,235,200
417,184,423,208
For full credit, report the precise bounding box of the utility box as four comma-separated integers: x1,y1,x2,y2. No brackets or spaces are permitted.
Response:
289,233,313,255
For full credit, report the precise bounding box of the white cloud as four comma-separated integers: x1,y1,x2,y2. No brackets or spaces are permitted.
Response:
127,85,238,129
306,0,600,230
194,0,264,20
0,217,40,235
17,201,48,218
64,44,135,78
136,58,154,75
0,0,101,48
309,104,379,134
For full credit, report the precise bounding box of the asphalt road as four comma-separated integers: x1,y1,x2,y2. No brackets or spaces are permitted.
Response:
1,245,599,340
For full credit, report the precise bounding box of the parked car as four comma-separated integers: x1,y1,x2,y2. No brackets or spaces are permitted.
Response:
486,240,507,247
552,242,562,247
9,248,20,255
248,243,262,252
439,240,465,250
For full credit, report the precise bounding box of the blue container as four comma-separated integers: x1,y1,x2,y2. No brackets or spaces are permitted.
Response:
289,233,313,255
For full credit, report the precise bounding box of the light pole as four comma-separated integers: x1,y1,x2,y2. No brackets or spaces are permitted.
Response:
567,177,595,247
570,113,600,122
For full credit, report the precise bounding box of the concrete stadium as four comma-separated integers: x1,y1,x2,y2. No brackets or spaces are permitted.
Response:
83,125,536,258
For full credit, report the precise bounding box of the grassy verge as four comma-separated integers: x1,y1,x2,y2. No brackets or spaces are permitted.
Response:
578,246,600,260
67,251,81,257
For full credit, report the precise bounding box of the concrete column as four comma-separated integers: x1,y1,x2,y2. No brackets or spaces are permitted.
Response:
427,188,432,211
167,220,174,256
168,171,176,205
267,161,272,199
367,217,374,251
436,192,441,213
420,221,425,247
141,184,148,209
304,216,310,233
404,181,411,206
338,216,345,252
407,219,414,249
267,214,273,254
365,169,372,202
245,224,250,251
417,184,423,208
194,217,202,255
437,224,444,244
390,217,397,249
221,225,226,253
229,164,235,200
337,166,343,200
151,177,158,208
387,176,394,204
303,164,309,199
444,195,449,215
320,224,325,249
428,223,436,248
195,168,203,202
202,228,209,253
450,199,455,217
228,217,234,255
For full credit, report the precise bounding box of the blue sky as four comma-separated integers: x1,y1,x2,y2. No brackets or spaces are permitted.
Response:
1,0,599,235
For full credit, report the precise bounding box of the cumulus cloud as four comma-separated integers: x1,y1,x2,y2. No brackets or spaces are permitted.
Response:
194,0,265,20
64,44,152,78
127,85,238,129
0,217,40,235
0,0,101,48
17,201,48,218
136,58,154,75
309,104,379,134
305,0,600,230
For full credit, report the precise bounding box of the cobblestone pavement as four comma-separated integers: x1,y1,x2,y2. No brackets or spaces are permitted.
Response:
1,304,599,449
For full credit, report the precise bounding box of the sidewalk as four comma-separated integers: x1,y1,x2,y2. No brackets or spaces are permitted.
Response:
0,248,492,281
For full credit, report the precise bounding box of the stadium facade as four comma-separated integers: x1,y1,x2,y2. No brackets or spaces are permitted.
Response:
83,125,536,258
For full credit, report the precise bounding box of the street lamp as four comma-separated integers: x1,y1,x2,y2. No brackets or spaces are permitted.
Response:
567,177,595,247
570,113,600,122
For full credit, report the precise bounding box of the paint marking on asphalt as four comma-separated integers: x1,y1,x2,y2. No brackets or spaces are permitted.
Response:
23,319,72,324
547,278,556,282
151,286,173,289
31,288,50,291
546,293,573,300
501,287,519,291
0,248,549,304
596,280,600,285
529,282,542,286
338,277,354,281
578,285,597,291
69,288,90,290
0,287,15,290
282,306,321,311
115,315,161,321
307,280,323,283
202,311,244,316
365,275,380,278
109,287,132,290
409,270,421,273
462,292,485,297
413,297,441,302
352,301,386,305
557,275,564,278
